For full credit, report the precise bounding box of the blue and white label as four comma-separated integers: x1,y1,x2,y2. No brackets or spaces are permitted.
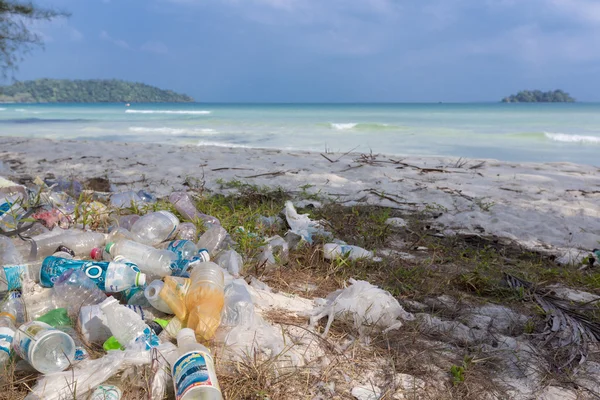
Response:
172,351,221,400
0,327,14,356
133,326,160,350
2,266,25,291
91,385,122,400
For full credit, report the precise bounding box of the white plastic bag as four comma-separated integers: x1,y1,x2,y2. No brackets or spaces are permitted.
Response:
310,279,414,339
284,201,329,244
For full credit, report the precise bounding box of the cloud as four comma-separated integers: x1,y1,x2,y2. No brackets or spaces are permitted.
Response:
100,30,129,49
141,41,169,54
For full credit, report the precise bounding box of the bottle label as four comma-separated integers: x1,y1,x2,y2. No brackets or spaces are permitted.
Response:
0,327,14,356
172,350,221,400
2,265,25,291
13,321,52,360
126,304,146,321
90,385,122,400
168,240,191,260
104,262,141,292
197,249,210,263
74,346,89,361
133,326,160,350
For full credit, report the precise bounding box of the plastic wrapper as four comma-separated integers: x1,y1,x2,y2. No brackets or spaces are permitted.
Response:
283,201,330,244
310,279,415,339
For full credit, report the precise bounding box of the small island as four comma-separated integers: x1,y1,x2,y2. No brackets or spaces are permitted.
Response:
0,79,195,103
501,90,575,103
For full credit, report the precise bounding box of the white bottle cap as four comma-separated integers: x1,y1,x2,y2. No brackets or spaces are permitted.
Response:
136,273,147,287
177,328,196,343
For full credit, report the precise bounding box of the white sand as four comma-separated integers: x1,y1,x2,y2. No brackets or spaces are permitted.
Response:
1,137,599,262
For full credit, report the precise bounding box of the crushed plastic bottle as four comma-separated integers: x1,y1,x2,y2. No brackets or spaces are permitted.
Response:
216,249,244,278
169,192,220,227
221,280,255,327
13,320,76,374
100,297,160,350
3,291,26,324
27,230,106,260
130,211,179,246
52,268,108,316
0,236,24,265
186,262,225,341
170,328,223,400
197,225,229,257
105,240,177,277
323,243,380,261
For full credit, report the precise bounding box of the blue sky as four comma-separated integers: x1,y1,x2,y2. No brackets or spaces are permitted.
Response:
12,0,600,102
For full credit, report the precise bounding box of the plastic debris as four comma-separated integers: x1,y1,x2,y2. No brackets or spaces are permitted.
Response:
310,279,415,338
283,201,330,244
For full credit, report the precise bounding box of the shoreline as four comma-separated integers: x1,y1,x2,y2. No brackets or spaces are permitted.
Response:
1,136,599,262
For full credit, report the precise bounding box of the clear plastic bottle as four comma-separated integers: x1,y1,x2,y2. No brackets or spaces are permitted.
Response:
110,191,143,208
185,262,224,341
0,312,16,367
145,280,174,314
221,280,255,327
99,297,160,350
0,236,23,265
159,276,190,320
3,291,26,324
52,269,108,317
216,249,244,278
160,240,199,261
118,215,141,231
0,194,26,232
40,256,146,292
106,240,177,277
0,261,42,293
28,231,106,260
170,328,222,400
13,321,75,374
197,225,229,257
169,192,220,227
323,243,375,260
130,211,179,246
177,222,197,241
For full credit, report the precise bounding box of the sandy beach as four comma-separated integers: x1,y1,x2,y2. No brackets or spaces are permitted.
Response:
1,136,598,263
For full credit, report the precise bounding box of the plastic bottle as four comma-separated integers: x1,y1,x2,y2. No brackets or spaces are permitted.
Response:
40,256,146,292
3,291,26,324
0,261,42,292
161,240,199,261
130,211,179,246
197,225,229,257
13,321,76,374
103,320,165,351
159,276,191,320
99,297,160,350
28,231,106,260
110,191,143,208
118,215,140,231
169,192,220,227
170,328,222,400
185,262,225,341
145,280,174,314
323,243,375,260
90,385,122,400
0,194,26,232
106,240,177,277
52,269,108,317
216,249,244,277
0,236,23,265
79,303,162,344
0,312,16,367
221,280,255,327
177,222,197,241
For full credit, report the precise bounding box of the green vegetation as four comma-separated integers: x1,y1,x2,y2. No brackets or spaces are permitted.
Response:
502,89,575,103
0,79,195,103
0,1,66,74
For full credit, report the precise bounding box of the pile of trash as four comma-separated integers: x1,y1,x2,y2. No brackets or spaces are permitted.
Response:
0,176,414,399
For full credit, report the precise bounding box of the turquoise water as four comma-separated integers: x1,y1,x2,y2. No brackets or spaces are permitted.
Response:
0,103,599,165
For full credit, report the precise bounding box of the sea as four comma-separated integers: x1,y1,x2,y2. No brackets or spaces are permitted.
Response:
0,103,599,166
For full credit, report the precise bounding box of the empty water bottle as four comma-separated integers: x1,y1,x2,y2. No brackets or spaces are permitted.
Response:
118,215,140,230
100,297,160,350
0,312,15,367
27,230,106,260
160,240,199,261
0,236,23,265
186,262,225,341
169,192,220,227
3,291,26,324
197,225,229,257
323,243,375,260
170,328,222,400
0,194,26,232
52,269,107,316
216,249,244,277
110,191,143,208
177,222,197,241
221,280,255,327
145,280,174,314
105,240,177,277
130,211,179,246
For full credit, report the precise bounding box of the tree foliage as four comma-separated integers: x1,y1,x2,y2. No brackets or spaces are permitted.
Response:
0,78,195,102
502,90,576,103
0,0,67,73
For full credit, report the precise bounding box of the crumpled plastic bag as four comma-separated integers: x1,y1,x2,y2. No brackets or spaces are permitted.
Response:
310,279,415,339
25,342,177,400
283,201,330,244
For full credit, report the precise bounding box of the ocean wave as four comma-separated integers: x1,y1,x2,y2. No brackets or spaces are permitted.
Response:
0,108,5,111
129,127,217,135
125,110,211,115
15,109,26,112
544,132,600,144
197,140,252,148
329,122,397,131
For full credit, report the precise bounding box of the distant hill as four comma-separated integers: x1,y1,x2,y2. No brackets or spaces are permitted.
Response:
502,90,575,103
0,79,194,103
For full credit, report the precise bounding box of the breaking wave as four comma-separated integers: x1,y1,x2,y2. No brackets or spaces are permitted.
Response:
125,110,211,115
329,122,399,131
129,127,217,135
544,132,600,144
